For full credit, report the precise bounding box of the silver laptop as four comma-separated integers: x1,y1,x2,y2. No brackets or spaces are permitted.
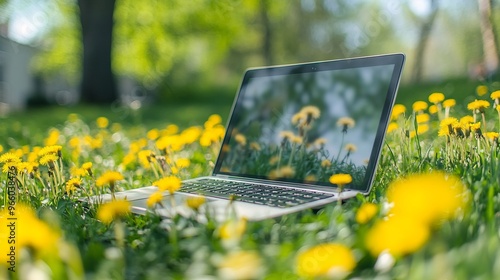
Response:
103,53,405,221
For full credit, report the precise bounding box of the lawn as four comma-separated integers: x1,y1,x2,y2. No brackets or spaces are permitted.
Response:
1,77,500,279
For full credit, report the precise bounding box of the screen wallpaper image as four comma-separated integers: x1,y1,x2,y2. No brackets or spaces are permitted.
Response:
218,64,395,189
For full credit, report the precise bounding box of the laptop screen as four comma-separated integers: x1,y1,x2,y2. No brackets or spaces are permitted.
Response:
214,54,405,192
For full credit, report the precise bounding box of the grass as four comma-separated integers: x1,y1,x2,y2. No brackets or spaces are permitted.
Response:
1,77,500,279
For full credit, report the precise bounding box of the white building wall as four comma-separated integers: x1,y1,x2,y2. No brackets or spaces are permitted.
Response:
0,36,36,111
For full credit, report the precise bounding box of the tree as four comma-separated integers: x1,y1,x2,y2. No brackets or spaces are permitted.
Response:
259,0,273,65
77,0,117,104
411,0,440,83
477,0,499,75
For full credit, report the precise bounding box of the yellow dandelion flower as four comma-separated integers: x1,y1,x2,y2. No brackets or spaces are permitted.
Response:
38,145,62,158
345,143,357,152
66,177,82,194
138,150,155,169
204,114,222,129
186,196,206,211
97,200,131,224
417,124,429,135
321,159,332,167
0,205,60,258
408,130,417,139
163,124,179,135
337,117,355,133
314,137,327,147
68,137,80,149
218,251,264,280
175,158,190,169
428,105,438,115
291,112,306,126
299,105,321,125
296,243,356,279
366,216,430,257
387,122,398,133
438,126,450,137
67,113,79,122
96,117,109,129
147,128,160,140
476,85,488,96
356,203,378,224
497,104,500,112
70,167,87,177
234,134,247,146
291,135,303,144
181,126,203,144
412,101,428,112
304,175,317,182
279,131,295,141
452,122,467,137
13,148,23,158
17,161,38,175
44,129,60,146
146,191,164,208
218,218,247,240
485,132,499,141
111,123,122,132
300,105,321,118
88,136,103,149
329,173,352,186
428,92,445,104
249,142,261,151
39,154,58,166
391,104,406,120
0,152,21,164
490,90,500,100
416,113,430,124
200,125,225,147
467,99,490,113
157,134,184,151
82,161,93,171
469,122,481,132
0,145,3,153
121,153,136,168
460,115,474,125
269,156,279,165
387,172,469,225
440,117,459,128
443,99,456,108
152,176,181,194
96,171,124,187
279,166,295,178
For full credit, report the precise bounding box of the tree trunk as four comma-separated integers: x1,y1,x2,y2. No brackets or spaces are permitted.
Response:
411,0,439,83
259,0,273,65
477,0,499,74
77,0,118,104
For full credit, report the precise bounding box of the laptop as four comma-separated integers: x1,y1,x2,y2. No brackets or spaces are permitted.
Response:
101,53,405,221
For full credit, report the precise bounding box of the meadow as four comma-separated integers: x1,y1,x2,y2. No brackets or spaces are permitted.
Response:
0,79,500,279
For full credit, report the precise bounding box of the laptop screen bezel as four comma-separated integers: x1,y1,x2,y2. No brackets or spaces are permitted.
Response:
212,53,405,193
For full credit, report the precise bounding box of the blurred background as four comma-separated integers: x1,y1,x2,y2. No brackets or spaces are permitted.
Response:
0,0,497,130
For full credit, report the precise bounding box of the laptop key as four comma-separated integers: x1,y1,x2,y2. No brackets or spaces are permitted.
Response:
181,179,335,208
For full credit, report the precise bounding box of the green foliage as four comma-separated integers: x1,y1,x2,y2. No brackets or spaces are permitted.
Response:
1,77,500,278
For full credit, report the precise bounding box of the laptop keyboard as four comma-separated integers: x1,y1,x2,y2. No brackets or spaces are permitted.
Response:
180,179,335,208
